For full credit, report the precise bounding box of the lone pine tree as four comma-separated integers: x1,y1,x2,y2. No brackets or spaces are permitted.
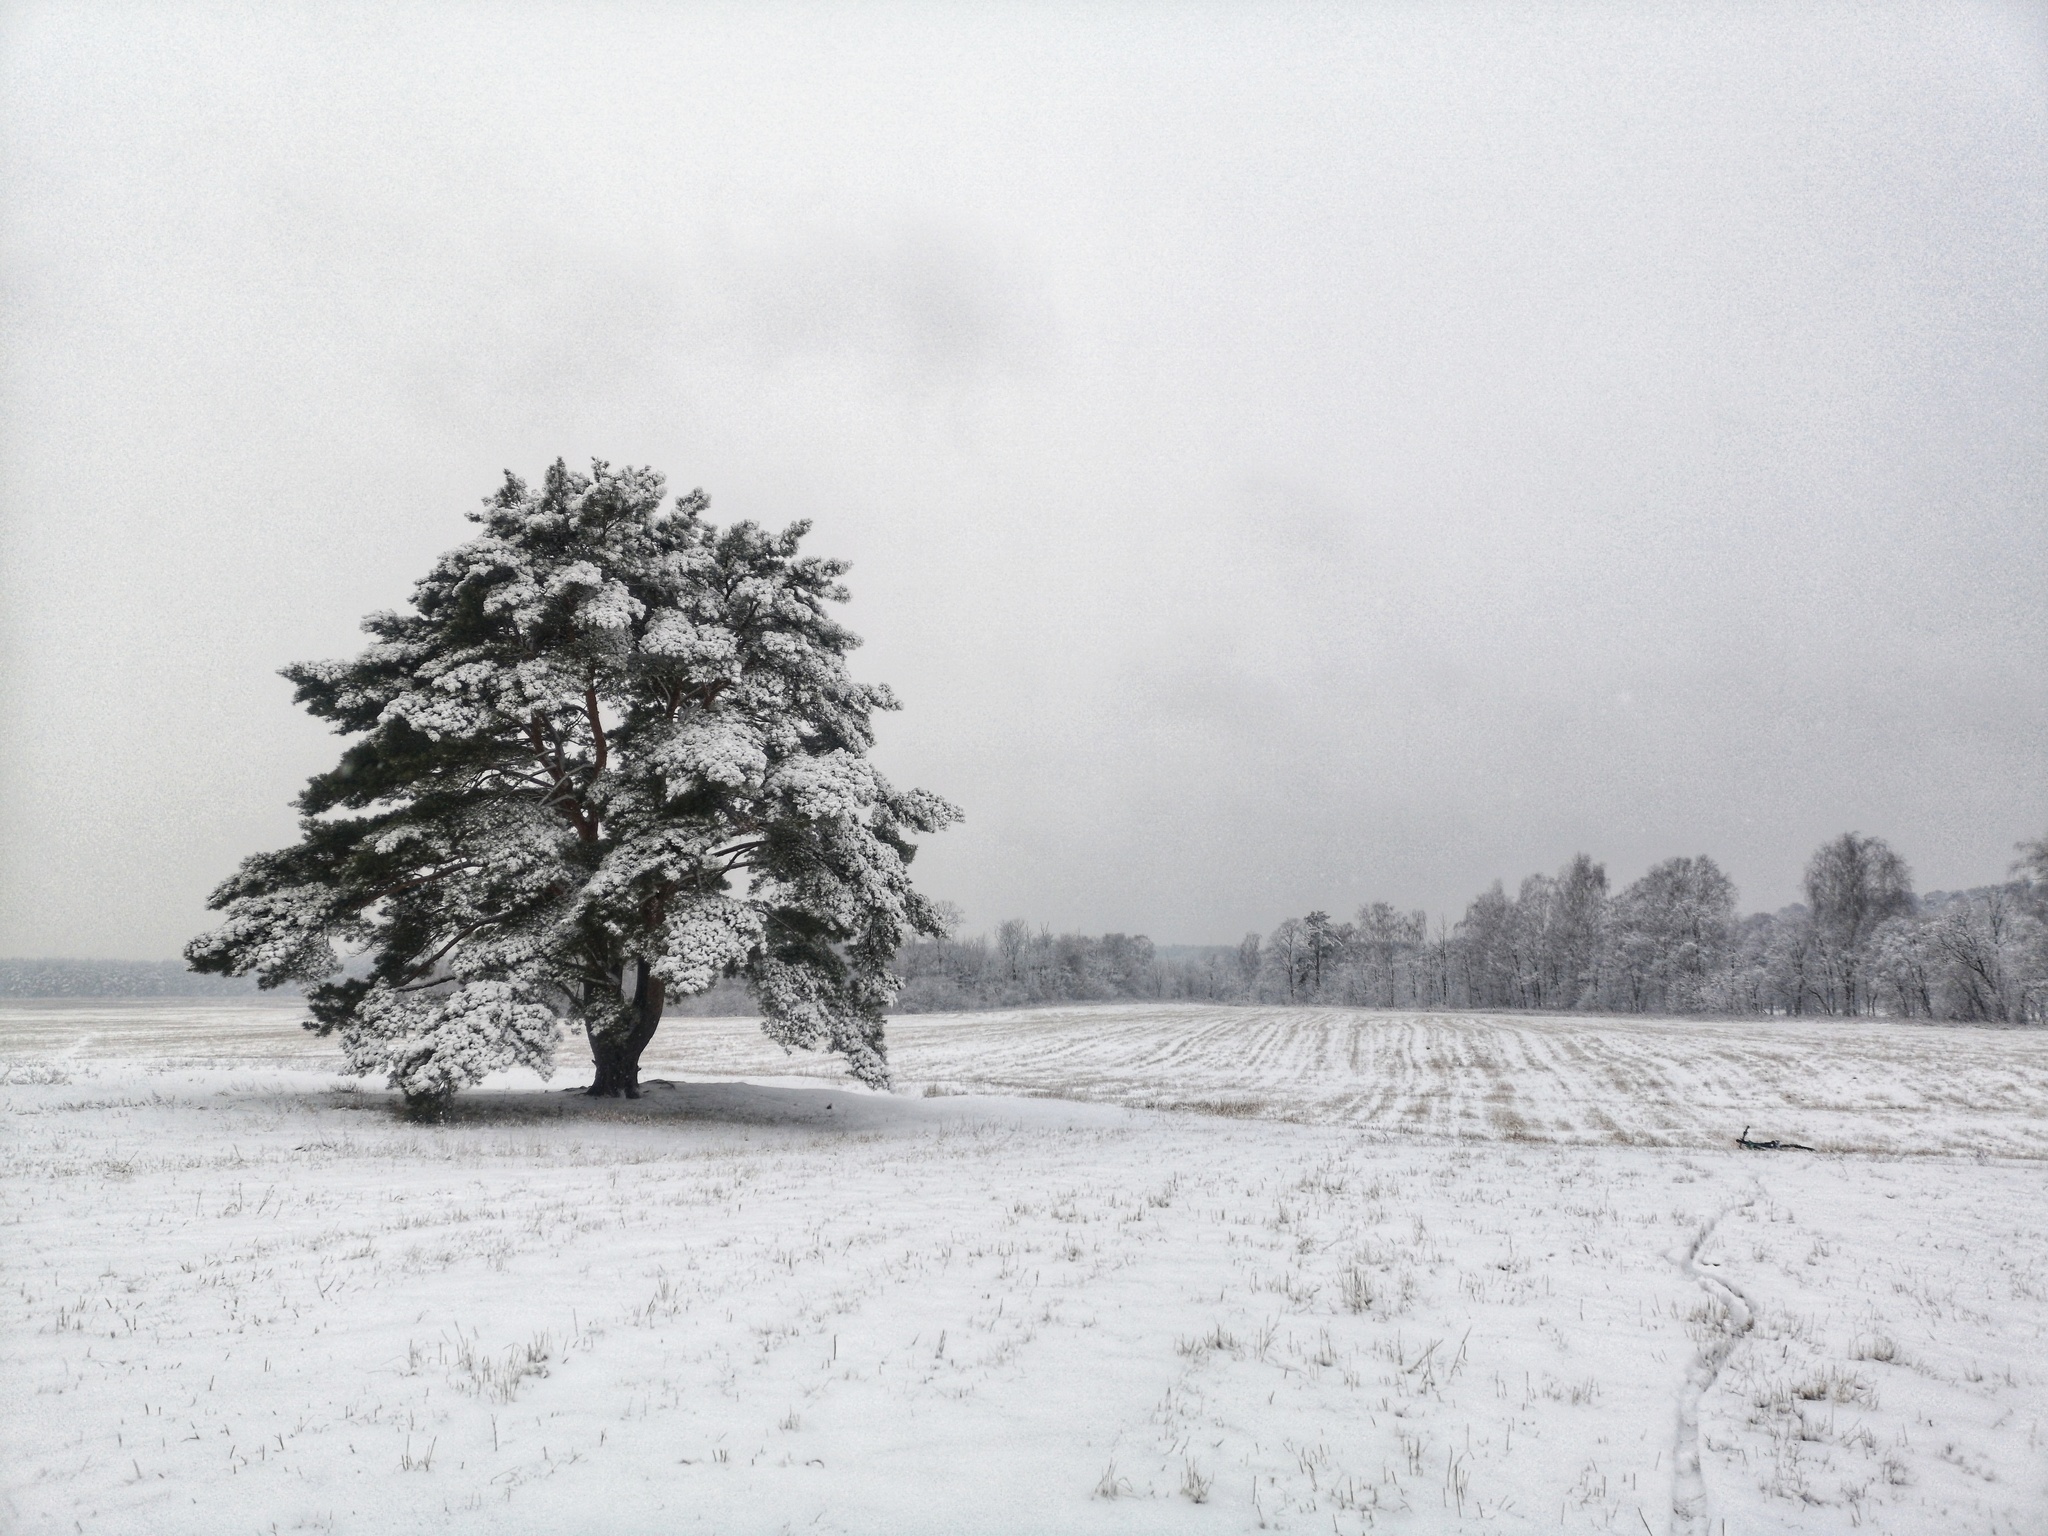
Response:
187,460,957,1103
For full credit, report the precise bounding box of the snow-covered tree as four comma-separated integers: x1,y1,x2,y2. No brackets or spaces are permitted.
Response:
1802,832,1913,1015
1601,855,1737,1014
187,460,957,1103
1301,910,1344,996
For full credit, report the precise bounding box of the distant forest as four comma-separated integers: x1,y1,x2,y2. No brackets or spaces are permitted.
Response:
0,959,265,999
894,832,2048,1025
11,832,2043,1023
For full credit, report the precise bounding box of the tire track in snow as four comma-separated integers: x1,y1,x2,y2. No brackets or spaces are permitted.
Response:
1670,1194,1758,1536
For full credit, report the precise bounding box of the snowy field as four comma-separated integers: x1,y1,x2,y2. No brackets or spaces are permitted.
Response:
3,1001,2045,1535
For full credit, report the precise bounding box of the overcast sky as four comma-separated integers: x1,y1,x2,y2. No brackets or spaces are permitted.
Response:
3,2,2044,959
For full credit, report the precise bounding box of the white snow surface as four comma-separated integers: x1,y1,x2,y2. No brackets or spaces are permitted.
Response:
3,999,2044,1534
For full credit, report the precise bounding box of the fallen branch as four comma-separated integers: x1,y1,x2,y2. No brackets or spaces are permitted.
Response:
1737,1125,1815,1152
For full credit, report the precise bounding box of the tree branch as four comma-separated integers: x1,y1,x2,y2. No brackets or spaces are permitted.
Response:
584,684,608,779
392,917,497,988
367,861,485,901
527,713,598,841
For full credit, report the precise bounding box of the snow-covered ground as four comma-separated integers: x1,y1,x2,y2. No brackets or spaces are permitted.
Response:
3,1000,2044,1534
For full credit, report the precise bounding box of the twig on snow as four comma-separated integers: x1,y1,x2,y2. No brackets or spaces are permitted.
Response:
1737,1124,1814,1152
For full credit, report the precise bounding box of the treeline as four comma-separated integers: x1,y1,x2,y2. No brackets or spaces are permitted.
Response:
0,959,268,998
13,833,2040,1023
895,831,2048,1024
894,926,1192,1012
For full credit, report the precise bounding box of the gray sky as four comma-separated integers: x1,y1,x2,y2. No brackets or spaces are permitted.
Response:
3,2,2044,959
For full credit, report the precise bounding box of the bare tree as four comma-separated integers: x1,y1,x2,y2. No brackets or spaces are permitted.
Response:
1603,856,1737,1013
1456,883,1515,1007
1235,933,1263,999
996,919,1030,983
1302,910,1345,998
1265,918,1308,1002
1507,873,1555,1008
1912,888,2043,1023
2014,832,2048,922
1803,833,1914,1015
1551,855,1609,1009
1354,902,1426,1006
1869,914,1937,1018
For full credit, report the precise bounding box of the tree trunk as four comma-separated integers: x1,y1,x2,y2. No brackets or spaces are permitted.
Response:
586,962,665,1098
